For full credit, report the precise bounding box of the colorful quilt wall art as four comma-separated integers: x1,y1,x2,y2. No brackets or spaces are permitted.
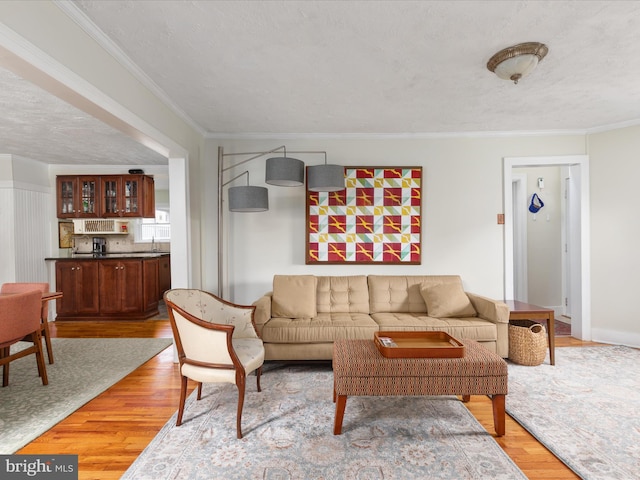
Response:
306,166,422,264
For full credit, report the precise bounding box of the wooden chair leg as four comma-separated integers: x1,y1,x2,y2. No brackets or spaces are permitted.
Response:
1,347,9,387
176,375,188,426
236,377,246,439
33,332,48,386
256,366,262,392
41,320,54,364
196,382,203,400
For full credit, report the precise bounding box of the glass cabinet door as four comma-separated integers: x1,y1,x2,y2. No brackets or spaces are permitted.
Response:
58,177,76,217
122,177,141,216
79,177,98,216
101,177,120,216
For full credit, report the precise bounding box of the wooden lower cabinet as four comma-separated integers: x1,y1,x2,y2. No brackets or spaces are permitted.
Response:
55,257,163,320
55,261,100,316
158,255,171,300
99,260,143,314
143,258,159,312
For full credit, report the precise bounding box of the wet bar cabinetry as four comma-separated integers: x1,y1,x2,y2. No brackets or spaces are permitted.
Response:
56,174,155,219
54,254,166,320
98,260,144,315
57,176,100,218
55,261,100,316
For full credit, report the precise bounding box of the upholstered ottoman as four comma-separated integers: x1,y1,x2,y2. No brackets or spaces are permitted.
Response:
332,339,508,436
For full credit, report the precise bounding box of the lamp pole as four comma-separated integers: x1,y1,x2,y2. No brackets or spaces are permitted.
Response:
217,146,330,299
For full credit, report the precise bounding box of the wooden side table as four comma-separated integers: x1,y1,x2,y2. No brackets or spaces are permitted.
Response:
504,300,555,365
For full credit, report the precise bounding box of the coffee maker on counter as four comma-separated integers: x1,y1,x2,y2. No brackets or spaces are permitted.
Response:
92,237,107,256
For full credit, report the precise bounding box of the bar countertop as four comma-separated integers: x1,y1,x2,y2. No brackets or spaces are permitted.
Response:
45,252,170,261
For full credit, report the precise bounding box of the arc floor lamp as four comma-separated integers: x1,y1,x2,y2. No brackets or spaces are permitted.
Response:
217,145,344,297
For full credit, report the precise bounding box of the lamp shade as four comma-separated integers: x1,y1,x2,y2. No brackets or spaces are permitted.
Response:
307,164,345,192
265,157,304,186
228,185,268,212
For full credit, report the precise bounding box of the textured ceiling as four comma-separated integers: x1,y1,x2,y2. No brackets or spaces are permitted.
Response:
0,67,166,165
2,1,640,166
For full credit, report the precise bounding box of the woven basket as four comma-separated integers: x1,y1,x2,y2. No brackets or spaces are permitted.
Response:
508,319,548,366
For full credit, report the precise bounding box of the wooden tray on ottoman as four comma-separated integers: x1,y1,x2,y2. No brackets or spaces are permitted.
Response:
374,331,465,358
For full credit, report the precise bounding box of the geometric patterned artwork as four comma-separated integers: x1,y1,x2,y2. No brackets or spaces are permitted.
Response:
306,166,422,264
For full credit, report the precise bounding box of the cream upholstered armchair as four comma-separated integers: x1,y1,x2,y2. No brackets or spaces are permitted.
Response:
164,289,264,439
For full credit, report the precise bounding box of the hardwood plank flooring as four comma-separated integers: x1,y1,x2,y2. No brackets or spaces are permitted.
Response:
17,321,603,479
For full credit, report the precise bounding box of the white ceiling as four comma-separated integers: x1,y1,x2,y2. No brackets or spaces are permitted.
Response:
2,0,640,166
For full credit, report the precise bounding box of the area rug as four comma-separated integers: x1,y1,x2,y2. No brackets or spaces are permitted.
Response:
506,345,640,479
123,363,526,480
0,337,173,454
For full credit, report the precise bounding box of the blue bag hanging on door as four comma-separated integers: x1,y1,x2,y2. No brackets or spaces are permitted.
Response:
529,193,544,213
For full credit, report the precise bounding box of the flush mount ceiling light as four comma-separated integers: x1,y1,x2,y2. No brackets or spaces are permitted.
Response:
487,42,548,84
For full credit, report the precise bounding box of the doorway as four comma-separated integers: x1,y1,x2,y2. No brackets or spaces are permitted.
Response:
504,156,591,341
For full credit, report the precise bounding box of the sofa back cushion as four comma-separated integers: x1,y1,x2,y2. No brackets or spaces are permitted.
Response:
317,276,369,314
272,275,317,318
420,282,477,318
368,275,464,313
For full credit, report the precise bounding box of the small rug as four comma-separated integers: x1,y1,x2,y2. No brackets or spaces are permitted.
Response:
123,363,526,480
0,337,173,454
507,345,640,479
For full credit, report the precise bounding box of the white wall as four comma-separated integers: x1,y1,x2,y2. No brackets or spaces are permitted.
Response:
0,155,52,284
208,136,586,305
588,124,640,346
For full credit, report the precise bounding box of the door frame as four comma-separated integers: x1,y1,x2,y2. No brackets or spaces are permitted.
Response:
504,155,591,340
511,173,528,302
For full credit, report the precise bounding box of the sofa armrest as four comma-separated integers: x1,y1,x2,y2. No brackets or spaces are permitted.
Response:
252,292,273,329
466,293,509,324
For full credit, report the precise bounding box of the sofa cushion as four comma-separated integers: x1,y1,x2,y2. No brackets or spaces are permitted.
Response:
272,275,317,318
420,282,477,318
261,313,378,343
317,276,369,314
371,312,496,342
368,275,463,314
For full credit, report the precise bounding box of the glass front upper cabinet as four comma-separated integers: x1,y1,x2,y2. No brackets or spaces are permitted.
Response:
56,176,98,218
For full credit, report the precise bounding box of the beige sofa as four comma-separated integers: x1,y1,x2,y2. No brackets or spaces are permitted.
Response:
253,274,509,361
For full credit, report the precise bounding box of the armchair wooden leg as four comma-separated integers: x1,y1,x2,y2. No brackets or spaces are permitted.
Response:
196,382,203,400
176,376,188,426
236,377,246,439
256,366,262,392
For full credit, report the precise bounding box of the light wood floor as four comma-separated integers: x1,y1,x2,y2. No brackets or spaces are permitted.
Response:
17,321,604,479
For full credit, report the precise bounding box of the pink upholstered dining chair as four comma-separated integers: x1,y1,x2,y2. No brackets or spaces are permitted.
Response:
164,289,265,439
1,282,54,364
0,289,49,387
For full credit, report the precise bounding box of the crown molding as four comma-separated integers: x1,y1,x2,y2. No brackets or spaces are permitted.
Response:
54,0,206,137
586,118,640,134
205,128,589,140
